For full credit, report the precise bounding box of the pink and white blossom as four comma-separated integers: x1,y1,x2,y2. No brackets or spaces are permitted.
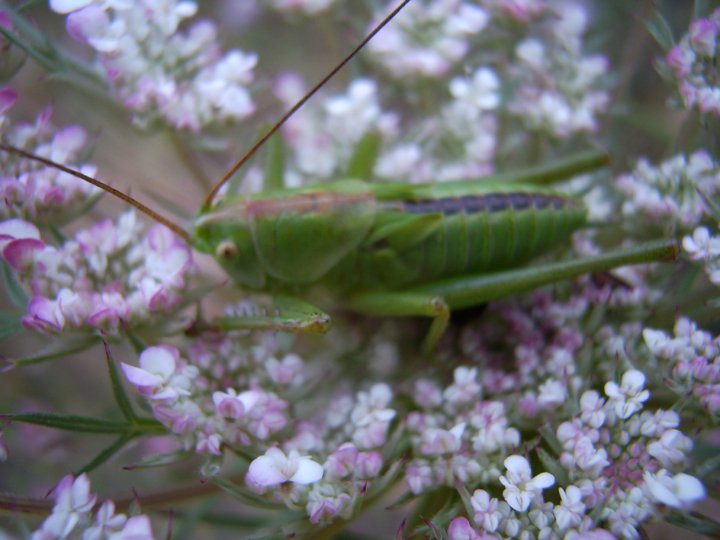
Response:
499,455,555,512
246,447,323,488
643,470,705,508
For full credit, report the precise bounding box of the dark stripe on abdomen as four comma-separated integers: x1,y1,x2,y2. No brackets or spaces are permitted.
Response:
402,192,575,215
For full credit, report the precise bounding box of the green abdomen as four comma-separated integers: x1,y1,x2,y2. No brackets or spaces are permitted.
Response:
325,186,586,292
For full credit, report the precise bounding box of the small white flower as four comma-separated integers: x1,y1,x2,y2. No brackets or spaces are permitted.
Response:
449,67,500,111
84,500,127,539
31,474,97,539
647,429,693,466
419,422,465,455
443,366,481,404
553,485,585,530
49,0,94,14
265,353,305,387
112,514,155,539
537,378,567,408
246,447,323,488
122,345,179,400
642,328,672,356
579,390,606,428
470,489,502,532
683,226,720,260
212,388,260,419
644,470,705,508
604,369,650,419
499,455,555,512
447,516,482,540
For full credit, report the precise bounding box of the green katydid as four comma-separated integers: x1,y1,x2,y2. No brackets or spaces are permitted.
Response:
190,145,676,352
1,139,677,352
0,1,677,353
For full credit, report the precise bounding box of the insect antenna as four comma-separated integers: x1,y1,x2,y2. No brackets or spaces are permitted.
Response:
2,0,412,240
201,0,413,211
0,142,192,244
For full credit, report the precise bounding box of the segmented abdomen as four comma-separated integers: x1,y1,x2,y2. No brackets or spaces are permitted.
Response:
328,187,586,291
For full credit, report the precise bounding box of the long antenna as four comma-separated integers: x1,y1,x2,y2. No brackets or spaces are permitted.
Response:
2,1,411,241
201,0,413,211
0,143,192,244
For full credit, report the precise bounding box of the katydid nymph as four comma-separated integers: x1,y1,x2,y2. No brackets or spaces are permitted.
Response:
0,2,677,354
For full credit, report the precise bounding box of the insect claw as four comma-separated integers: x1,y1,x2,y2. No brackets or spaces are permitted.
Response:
288,314,332,335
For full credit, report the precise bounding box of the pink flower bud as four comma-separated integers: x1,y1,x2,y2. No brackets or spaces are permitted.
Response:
2,238,44,271
213,391,247,420
22,297,65,333
355,451,382,478
325,443,358,478
689,18,718,57
0,87,17,114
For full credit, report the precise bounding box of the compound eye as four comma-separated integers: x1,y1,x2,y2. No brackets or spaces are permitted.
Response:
216,240,238,260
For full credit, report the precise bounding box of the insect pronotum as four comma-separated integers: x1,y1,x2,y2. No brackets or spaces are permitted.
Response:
0,0,677,353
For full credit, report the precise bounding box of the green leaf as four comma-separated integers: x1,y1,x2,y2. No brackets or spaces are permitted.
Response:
3,412,131,434
103,341,139,422
11,335,97,366
536,447,571,486
211,477,286,509
346,131,382,180
539,425,563,455
125,449,191,469
693,0,710,19
693,440,720,478
16,0,48,11
362,457,404,502
0,260,28,309
76,433,134,474
665,509,720,538
175,509,269,528
644,10,675,50
124,330,149,356
385,489,418,511
455,149,609,188
697,188,720,225
420,518,447,540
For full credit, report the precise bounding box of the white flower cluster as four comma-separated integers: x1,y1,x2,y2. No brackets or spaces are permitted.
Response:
556,371,704,539
683,225,720,286
376,67,501,183
121,331,397,524
262,0,338,15
405,367,521,495
441,370,704,539
366,0,490,79
644,317,720,414
508,3,610,137
666,8,720,117
0,211,192,334
273,77,398,186
122,339,296,454
274,68,501,189
480,0,547,22
0,88,100,221
242,383,395,524
31,474,154,540
49,0,257,132
617,150,720,229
